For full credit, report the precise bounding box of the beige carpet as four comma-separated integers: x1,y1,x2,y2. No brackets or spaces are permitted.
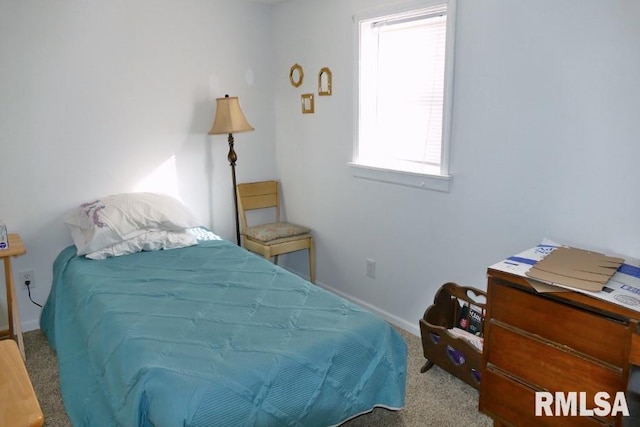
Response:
23,328,492,426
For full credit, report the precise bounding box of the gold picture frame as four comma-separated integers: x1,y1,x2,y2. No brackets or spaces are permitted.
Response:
289,63,304,88
301,93,314,114
318,67,332,96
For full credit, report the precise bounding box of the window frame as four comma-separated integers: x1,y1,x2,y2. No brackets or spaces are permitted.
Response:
350,0,457,192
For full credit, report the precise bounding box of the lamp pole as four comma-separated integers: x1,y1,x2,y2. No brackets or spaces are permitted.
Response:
227,132,241,245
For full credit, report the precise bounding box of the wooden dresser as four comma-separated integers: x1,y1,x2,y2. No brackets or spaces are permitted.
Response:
479,267,640,426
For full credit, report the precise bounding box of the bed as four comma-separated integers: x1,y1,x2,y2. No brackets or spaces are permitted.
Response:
40,193,407,426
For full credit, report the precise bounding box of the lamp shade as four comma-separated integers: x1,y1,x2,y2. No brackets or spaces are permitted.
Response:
208,95,254,135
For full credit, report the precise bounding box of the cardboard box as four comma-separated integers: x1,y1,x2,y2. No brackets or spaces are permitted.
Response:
526,246,624,292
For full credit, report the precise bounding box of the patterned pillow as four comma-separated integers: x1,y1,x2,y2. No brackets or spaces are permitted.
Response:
246,222,310,242
65,192,201,256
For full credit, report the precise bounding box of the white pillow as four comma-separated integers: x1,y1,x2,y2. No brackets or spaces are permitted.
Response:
85,229,198,260
65,192,201,255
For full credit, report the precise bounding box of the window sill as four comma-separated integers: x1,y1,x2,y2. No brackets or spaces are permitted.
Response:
348,162,452,192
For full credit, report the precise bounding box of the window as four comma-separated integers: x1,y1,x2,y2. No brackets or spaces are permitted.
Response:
351,0,456,192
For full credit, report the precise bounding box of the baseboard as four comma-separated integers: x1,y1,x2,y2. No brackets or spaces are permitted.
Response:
22,318,40,332
4,319,40,333
315,280,420,337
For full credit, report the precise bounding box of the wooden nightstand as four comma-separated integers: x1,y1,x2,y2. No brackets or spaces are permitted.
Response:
0,233,27,360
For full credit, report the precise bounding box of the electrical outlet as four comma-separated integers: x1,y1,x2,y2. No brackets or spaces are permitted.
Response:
366,258,376,278
19,269,35,288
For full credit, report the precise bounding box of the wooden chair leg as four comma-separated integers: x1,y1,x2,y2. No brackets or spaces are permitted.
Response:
309,238,315,284
274,255,279,265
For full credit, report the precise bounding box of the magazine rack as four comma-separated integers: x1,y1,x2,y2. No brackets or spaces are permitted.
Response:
419,282,486,390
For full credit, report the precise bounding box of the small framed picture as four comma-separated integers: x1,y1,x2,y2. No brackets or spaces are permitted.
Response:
301,93,314,114
289,63,304,88
318,67,332,96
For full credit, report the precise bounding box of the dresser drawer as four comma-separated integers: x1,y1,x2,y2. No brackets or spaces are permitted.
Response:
630,331,640,366
489,279,628,367
481,368,609,427
486,323,623,423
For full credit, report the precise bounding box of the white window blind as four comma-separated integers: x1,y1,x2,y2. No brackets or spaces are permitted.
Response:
354,1,455,190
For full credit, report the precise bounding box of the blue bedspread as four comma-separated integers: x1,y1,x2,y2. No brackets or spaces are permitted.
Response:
41,239,407,426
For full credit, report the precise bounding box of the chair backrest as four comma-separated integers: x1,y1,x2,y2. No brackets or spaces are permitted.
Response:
236,180,281,235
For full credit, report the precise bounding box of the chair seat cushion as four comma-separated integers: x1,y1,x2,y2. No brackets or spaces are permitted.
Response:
246,222,310,243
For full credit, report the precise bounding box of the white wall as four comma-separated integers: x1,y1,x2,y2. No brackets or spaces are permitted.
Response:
0,0,277,331
3,0,639,338
273,0,640,335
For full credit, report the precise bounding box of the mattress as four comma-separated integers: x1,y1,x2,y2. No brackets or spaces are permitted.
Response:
41,238,407,426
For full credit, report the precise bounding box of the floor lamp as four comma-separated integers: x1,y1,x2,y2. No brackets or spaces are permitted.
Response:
208,94,254,245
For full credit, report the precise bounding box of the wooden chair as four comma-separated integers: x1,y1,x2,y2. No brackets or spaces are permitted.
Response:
0,339,44,427
236,180,315,284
